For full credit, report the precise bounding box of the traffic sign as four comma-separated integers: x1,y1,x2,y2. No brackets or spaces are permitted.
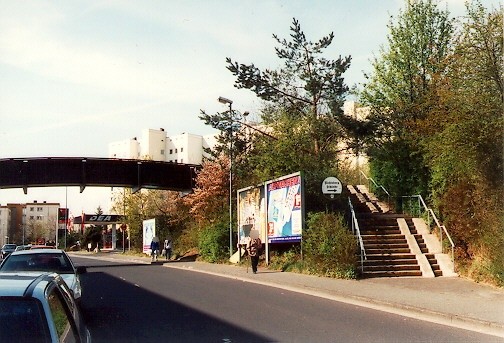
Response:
322,177,342,195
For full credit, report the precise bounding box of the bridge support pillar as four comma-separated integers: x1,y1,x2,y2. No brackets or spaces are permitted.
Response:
111,224,117,250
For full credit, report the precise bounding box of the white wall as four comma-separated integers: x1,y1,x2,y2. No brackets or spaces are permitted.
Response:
0,207,10,246
108,138,140,159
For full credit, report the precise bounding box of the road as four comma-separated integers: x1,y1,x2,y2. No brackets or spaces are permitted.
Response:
73,256,501,343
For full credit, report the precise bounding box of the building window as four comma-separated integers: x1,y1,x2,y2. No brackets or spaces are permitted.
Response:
30,207,34,211
181,147,183,152
169,149,173,154
37,207,43,212
181,159,183,163
175,148,178,153
30,216,34,220
161,149,164,155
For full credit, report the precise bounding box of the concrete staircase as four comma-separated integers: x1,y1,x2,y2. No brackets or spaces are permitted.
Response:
348,185,456,278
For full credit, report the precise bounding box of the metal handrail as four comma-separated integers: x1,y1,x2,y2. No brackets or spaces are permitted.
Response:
348,197,366,272
359,170,390,205
403,195,455,266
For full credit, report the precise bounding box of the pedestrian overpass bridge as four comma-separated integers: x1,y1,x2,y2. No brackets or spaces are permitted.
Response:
0,157,199,194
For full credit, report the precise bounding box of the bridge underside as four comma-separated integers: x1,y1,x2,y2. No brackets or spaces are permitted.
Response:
0,158,199,194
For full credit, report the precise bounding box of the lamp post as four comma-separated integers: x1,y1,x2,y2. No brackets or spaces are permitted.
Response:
218,96,234,258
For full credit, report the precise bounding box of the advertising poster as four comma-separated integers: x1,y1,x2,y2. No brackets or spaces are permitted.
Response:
142,218,156,254
237,185,266,245
266,172,303,243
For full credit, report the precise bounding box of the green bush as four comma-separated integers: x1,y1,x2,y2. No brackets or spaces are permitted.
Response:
198,221,229,263
268,246,304,273
303,212,358,279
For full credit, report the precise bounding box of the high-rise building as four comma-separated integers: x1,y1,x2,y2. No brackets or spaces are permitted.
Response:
108,128,217,164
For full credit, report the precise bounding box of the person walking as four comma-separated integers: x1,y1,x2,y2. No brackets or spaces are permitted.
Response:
164,238,172,260
247,236,262,274
150,236,160,261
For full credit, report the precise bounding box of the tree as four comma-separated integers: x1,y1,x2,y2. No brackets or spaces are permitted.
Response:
420,1,504,283
226,18,351,158
360,0,503,284
182,156,230,225
359,0,455,197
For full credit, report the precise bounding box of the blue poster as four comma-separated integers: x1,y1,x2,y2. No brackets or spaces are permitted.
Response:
267,174,302,243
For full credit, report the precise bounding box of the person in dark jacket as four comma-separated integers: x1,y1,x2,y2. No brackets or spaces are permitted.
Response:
247,236,262,274
150,237,160,261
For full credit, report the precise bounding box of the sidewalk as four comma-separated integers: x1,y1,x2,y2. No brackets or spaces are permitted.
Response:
74,251,504,338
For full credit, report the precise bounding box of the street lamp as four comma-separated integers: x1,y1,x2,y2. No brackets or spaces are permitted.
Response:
218,96,234,258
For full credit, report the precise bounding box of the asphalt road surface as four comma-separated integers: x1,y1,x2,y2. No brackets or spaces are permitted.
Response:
73,256,502,343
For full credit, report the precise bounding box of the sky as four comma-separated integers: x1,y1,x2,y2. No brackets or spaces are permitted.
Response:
0,0,500,216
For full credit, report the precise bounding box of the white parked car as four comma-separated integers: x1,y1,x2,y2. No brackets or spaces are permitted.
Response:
0,249,86,302
0,271,91,342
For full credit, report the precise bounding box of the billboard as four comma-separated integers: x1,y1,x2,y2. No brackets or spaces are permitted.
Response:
142,218,156,254
266,172,304,243
237,185,266,245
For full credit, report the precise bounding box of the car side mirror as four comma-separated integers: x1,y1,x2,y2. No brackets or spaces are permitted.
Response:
76,266,87,274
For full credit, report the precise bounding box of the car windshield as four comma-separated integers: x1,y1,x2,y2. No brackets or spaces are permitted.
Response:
0,298,51,342
0,253,74,273
3,244,16,250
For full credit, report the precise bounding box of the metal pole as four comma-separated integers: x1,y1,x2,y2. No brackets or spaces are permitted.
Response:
123,188,126,253
64,187,68,250
229,102,233,258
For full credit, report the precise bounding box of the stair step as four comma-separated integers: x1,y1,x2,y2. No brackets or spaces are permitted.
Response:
362,233,405,238
361,270,423,278
364,265,421,271
360,224,399,229
362,238,407,244
360,229,402,235
366,248,411,254
366,254,416,260
364,259,419,266
365,243,409,249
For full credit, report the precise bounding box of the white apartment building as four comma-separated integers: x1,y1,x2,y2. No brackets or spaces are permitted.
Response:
0,205,10,246
24,201,59,224
23,201,60,245
108,128,217,164
0,201,60,246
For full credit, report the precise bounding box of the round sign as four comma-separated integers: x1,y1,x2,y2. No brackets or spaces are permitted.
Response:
322,177,342,195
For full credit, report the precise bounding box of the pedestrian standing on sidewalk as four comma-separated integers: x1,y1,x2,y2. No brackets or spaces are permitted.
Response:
164,238,173,260
247,236,262,274
150,236,160,261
